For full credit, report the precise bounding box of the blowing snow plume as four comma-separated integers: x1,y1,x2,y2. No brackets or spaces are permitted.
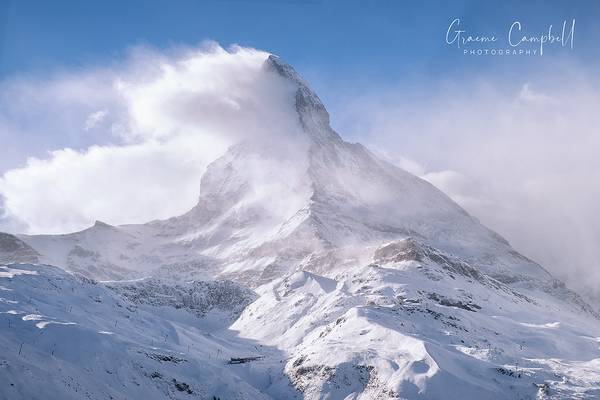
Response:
0,44,306,234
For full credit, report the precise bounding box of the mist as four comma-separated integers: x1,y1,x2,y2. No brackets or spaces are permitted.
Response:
0,43,303,234
332,73,600,298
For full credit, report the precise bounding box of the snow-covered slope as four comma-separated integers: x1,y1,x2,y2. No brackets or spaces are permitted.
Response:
0,263,298,400
2,54,600,399
2,242,599,399
233,238,600,399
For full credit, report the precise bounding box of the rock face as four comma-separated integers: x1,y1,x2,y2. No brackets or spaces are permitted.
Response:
2,55,600,399
0,232,39,264
106,278,257,322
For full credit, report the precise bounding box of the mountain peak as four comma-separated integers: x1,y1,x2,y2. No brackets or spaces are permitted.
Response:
93,220,113,229
264,55,324,110
264,54,340,142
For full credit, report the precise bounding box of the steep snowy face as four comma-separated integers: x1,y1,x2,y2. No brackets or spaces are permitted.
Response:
152,56,550,284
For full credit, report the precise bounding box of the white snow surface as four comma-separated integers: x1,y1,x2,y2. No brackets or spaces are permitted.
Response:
1,55,600,399
0,263,290,400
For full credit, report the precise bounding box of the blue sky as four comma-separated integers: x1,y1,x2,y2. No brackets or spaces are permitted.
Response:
2,0,599,84
2,0,599,150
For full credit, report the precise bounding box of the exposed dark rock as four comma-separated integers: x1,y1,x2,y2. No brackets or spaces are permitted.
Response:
0,232,40,264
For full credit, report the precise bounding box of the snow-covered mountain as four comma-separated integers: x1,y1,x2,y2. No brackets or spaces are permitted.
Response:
16,56,549,287
1,55,600,399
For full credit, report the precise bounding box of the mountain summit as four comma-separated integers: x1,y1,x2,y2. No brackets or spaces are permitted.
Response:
3,55,600,399
265,55,338,142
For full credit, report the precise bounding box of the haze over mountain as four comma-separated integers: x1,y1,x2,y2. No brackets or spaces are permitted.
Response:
1,54,599,399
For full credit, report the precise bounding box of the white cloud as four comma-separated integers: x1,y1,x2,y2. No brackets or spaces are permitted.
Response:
84,109,108,131
335,78,600,297
0,137,224,233
0,43,300,234
517,82,557,105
